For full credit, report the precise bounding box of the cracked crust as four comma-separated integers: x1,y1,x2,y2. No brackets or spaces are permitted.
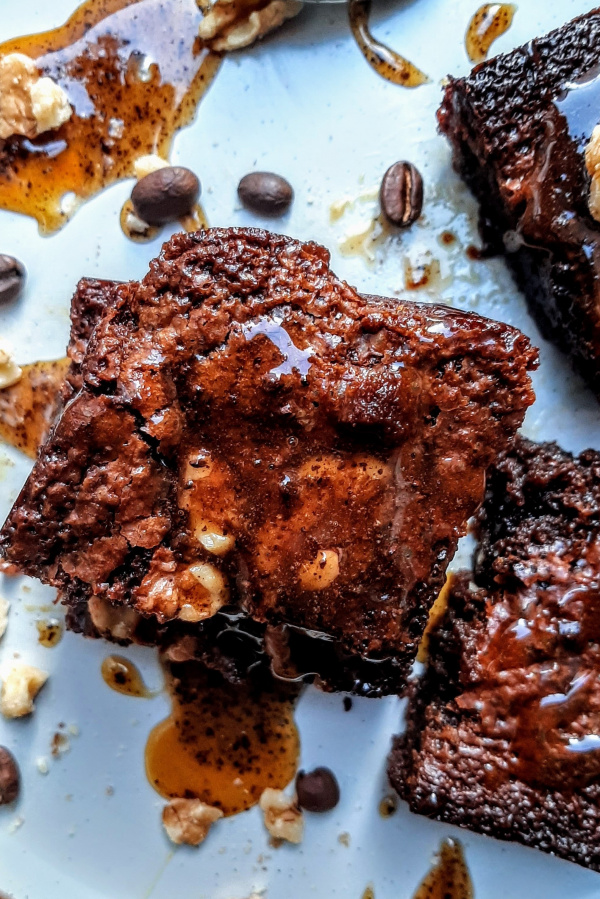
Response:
0,228,536,679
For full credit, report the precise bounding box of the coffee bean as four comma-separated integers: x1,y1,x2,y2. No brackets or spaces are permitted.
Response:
131,166,200,225
238,172,293,216
379,161,423,227
0,746,20,805
0,255,25,304
296,766,340,812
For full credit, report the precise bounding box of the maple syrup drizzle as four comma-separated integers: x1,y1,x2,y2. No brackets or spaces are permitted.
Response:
348,0,430,87
0,0,221,233
465,4,516,64
378,794,397,818
101,654,154,698
36,618,64,647
145,662,300,816
0,358,69,457
413,839,473,899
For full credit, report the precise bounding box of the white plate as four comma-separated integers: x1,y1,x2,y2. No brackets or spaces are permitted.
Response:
1,0,600,896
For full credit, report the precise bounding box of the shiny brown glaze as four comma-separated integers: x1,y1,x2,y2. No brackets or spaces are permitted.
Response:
413,840,472,899
465,4,516,64
101,654,153,697
0,0,221,232
348,0,430,87
145,662,299,815
0,229,536,682
0,358,69,457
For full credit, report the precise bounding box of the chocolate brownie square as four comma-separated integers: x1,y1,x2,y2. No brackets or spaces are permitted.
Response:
438,8,600,395
390,437,600,870
0,228,536,689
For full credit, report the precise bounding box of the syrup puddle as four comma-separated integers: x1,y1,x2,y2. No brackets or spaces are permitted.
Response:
348,0,430,87
102,654,156,698
465,4,516,63
413,839,473,899
145,661,300,816
0,0,221,233
0,358,69,457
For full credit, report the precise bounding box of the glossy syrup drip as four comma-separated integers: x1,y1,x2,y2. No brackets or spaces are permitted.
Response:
36,618,64,647
465,4,516,63
0,358,70,457
0,0,221,233
145,663,300,816
101,654,154,697
413,839,473,899
348,0,430,88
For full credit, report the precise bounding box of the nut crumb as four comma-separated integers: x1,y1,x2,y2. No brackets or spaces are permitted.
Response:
0,664,48,718
0,342,22,390
134,154,169,180
35,756,49,775
51,732,70,758
259,788,304,844
338,831,350,847
8,815,24,833
162,798,223,846
0,596,9,640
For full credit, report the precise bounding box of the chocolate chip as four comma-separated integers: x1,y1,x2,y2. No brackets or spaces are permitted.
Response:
379,161,423,228
131,167,200,225
238,172,293,216
296,766,340,812
0,747,20,805
0,255,25,304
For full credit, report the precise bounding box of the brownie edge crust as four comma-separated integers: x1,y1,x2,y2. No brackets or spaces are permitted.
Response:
390,437,600,871
0,228,536,689
438,7,600,396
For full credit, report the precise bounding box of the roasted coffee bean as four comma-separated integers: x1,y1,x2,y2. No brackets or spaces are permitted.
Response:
379,161,423,227
131,166,200,225
0,255,25,304
296,766,340,812
238,172,293,216
0,746,20,805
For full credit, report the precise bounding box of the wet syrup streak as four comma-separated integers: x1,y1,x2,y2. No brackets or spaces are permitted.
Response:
102,655,154,698
0,358,69,457
0,0,221,232
413,840,473,899
348,0,430,87
145,663,300,816
465,4,516,63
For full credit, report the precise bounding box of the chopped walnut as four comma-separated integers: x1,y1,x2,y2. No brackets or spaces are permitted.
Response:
259,788,304,844
298,549,340,591
162,798,223,846
0,663,48,719
0,342,22,390
88,595,141,643
0,597,9,640
585,125,600,222
134,154,169,180
0,53,72,140
198,0,303,52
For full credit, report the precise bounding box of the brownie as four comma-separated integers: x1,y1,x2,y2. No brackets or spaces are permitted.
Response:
390,436,600,871
0,227,536,688
438,8,600,395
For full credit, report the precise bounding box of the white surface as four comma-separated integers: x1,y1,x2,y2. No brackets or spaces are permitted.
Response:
1,1,600,897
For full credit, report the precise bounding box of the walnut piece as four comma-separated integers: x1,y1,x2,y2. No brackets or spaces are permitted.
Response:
162,798,223,846
0,53,72,140
0,342,22,390
259,788,304,844
0,664,48,719
0,597,9,640
88,595,141,642
585,125,600,222
198,0,303,52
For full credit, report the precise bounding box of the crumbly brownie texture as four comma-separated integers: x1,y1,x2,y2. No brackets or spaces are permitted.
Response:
390,437,600,871
438,8,600,395
0,228,536,685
